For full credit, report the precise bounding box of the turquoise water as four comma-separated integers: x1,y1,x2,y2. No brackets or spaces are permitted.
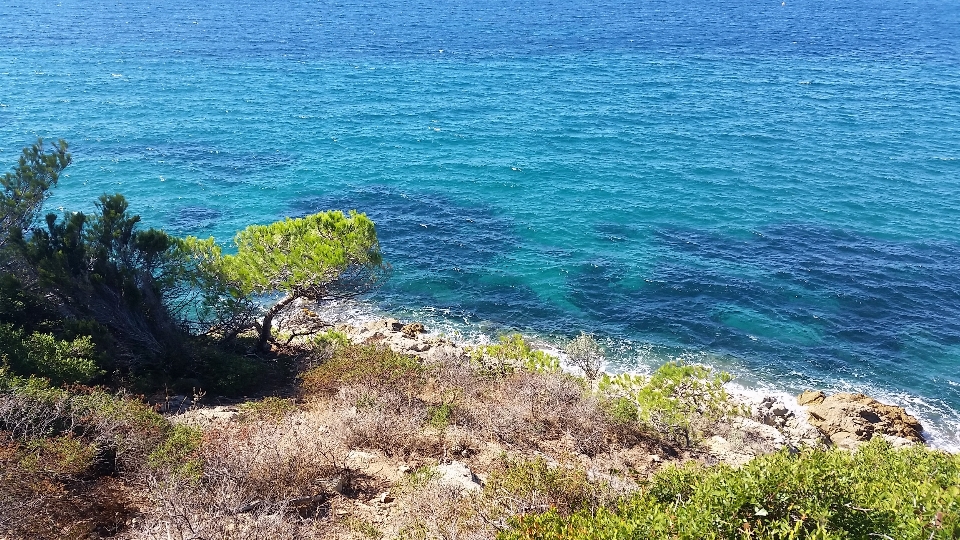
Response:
2,0,960,448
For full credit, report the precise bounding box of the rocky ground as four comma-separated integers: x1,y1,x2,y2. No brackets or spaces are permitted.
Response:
161,317,930,539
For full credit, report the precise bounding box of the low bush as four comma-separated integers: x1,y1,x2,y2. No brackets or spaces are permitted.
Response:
565,332,604,381
132,413,347,539
300,342,425,397
0,323,103,385
147,423,203,480
333,383,432,457
0,368,168,464
470,333,560,377
503,439,960,540
597,361,740,446
238,396,297,422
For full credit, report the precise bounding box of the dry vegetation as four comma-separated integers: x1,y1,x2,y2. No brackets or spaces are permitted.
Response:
0,328,737,540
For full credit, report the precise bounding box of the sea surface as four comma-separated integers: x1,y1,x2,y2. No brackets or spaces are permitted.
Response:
2,0,959,448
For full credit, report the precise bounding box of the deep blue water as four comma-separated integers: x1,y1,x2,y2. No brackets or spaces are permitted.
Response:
2,0,959,448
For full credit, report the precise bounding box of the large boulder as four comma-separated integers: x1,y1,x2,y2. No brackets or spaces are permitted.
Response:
435,461,481,493
798,391,924,449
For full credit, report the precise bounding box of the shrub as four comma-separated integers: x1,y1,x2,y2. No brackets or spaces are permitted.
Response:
332,383,431,457
309,328,350,353
0,367,169,470
484,456,609,517
598,361,738,446
503,439,960,540
0,323,103,385
132,413,347,539
238,396,297,422
470,333,560,377
300,342,425,397
565,332,604,381
147,423,203,480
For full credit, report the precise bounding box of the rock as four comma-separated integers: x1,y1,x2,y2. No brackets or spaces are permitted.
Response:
879,434,917,449
410,342,432,353
729,416,787,456
755,396,795,429
317,475,345,494
801,391,924,449
797,390,826,406
435,461,481,493
402,322,425,337
363,318,403,332
159,395,193,413
384,318,403,331
170,405,239,427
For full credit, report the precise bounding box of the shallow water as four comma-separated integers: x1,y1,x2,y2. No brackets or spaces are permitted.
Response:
2,0,959,448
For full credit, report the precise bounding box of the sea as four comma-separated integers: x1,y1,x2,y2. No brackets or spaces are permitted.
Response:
1,0,959,449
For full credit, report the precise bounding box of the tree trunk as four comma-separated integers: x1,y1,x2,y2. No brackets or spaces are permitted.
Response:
257,293,299,351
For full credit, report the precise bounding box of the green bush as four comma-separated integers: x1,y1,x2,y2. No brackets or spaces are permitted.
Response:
470,333,560,377
310,329,350,352
597,361,739,446
475,456,613,534
237,396,296,421
427,402,454,429
147,423,202,480
300,342,425,396
0,324,103,385
502,439,960,540
0,367,169,470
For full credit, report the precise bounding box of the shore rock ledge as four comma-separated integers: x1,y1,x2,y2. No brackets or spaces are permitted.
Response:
797,390,924,450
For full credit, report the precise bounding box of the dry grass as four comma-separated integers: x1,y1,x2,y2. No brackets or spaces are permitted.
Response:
128,412,349,539
1,334,677,540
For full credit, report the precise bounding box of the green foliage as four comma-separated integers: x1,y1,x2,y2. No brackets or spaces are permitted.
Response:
162,235,254,336
597,361,736,446
309,329,350,352
147,423,202,480
427,402,454,429
0,323,103,385
0,138,71,249
19,435,98,477
300,342,425,396
0,367,170,471
502,439,960,540
470,333,560,377
0,274,51,331
224,210,383,296
213,210,388,349
482,456,608,521
238,396,296,421
565,332,605,380
606,397,640,425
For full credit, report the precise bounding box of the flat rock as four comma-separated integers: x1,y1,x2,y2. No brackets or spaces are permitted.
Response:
801,391,924,449
797,390,826,406
435,461,481,493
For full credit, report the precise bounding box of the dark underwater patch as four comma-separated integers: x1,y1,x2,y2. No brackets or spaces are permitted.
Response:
168,206,222,233
292,187,565,328
566,223,960,400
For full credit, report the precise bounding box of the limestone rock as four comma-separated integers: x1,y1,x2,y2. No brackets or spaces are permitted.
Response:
755,396,794,429
797,390,826,406
435,461,481,493
801,391,924,449
402,322,426,337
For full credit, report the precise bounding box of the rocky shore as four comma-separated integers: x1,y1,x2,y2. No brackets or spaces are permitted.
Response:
334,317,929,462
150,316,948,539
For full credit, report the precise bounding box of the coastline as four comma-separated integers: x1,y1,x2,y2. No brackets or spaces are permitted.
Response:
310,298,959,453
